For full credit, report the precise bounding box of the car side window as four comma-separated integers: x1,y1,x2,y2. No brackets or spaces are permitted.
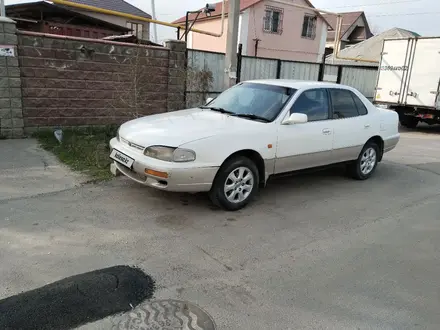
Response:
290,89,329,122
352,92,368,115
329,89,360,119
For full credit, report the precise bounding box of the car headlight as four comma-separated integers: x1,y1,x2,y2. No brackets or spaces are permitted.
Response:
173,148,196,162
144,146,196,162
144,146,175,161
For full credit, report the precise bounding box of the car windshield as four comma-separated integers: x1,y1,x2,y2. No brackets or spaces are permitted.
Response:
204,82,296,122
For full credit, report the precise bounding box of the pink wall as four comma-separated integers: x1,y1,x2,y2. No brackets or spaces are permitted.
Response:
247,0,325,62
189,18,228,53
188,0,327,62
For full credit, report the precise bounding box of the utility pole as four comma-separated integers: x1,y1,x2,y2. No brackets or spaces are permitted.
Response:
224,0,240,89
0,0,5,17
150,0,158,43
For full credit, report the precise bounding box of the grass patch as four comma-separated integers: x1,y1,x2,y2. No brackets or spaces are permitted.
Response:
34,126,118,181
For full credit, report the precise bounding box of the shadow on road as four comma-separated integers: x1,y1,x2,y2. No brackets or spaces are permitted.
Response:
130,162,403,213
400,123,440,134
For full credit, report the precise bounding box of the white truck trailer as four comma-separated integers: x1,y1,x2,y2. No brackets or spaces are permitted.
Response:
374,37,440,128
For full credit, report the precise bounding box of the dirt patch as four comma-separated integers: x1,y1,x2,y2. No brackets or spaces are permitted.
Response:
155,214,193,230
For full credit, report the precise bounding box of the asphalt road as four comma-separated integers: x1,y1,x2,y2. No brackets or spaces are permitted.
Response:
1,126,440,329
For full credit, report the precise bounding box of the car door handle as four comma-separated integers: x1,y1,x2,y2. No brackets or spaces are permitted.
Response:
364,124,370,128
322,129,331,135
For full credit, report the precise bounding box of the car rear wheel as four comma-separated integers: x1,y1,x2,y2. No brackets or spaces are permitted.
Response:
347,142,379,180
209,156,259,211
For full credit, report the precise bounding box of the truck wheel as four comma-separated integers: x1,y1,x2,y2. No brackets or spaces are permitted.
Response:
347,141,379,180
399,115,419,129
209,156,259,211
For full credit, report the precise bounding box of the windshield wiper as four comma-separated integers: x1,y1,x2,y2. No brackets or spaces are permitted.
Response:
199,106,234,114
200,107,270,122
230,113,271,122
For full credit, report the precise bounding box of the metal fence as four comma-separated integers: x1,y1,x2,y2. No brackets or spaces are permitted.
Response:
340,66,377,99
186,50,225,107
186,49,378,107
240,56,278,81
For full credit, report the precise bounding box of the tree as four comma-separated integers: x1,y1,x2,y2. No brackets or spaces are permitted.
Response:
369,24,382,36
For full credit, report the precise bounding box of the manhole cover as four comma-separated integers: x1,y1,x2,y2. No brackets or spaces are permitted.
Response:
114,299,216,330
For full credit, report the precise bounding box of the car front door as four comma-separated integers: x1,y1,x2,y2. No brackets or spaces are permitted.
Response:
274,88,334,173
328,88,372,162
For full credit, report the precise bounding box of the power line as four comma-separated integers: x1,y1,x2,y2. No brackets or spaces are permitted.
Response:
326,0,422,9
369,11,440,17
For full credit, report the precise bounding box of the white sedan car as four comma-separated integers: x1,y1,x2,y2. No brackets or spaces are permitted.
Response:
109,80,400,211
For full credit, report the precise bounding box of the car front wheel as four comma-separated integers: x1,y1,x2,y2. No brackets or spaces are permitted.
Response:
348,142,379,180
209,156,259,211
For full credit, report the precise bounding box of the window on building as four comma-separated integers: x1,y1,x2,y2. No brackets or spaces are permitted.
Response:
264,7,283,34
126,22,143,39
301,15,317,39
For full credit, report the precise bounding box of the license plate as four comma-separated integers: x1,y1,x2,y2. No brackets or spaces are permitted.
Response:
110,149,135,168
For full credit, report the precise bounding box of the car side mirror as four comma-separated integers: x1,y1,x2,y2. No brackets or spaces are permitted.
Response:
206,97,214,104
282,113,308,125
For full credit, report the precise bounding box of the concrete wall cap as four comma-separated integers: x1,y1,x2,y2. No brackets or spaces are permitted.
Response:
0,17,16,24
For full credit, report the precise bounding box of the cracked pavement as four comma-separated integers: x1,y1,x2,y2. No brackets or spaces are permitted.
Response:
1,127,440,329
0,139,85,201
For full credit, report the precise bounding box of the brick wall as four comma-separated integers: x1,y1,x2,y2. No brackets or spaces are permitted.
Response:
13,31,186,135
0,18,24,138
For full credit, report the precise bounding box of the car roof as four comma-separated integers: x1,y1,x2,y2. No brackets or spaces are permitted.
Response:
244,79,351,90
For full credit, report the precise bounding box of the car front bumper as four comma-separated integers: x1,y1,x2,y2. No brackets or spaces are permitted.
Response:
109,138,219,192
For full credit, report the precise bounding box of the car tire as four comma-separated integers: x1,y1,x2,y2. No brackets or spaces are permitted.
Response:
209,156,259,211
347,141,380,180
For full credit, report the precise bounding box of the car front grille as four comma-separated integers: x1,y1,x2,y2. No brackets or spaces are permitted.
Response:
120,137,145,151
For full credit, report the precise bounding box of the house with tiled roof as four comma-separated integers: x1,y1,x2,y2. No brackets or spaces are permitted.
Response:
173,0,333,63
65,0,151,40
6,0,151,40
322,11,373,55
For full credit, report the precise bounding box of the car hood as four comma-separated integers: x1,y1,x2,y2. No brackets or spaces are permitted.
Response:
119,108,264,147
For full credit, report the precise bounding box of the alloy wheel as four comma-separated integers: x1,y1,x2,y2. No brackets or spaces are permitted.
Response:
223,166,255,203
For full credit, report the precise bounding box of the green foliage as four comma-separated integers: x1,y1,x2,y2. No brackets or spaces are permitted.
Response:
34,126,119,181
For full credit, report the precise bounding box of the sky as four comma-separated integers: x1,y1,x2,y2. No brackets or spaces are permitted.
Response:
6,0,440,42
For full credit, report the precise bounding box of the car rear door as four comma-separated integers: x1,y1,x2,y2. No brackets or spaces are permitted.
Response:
274,88,334,173
328,88,372,163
